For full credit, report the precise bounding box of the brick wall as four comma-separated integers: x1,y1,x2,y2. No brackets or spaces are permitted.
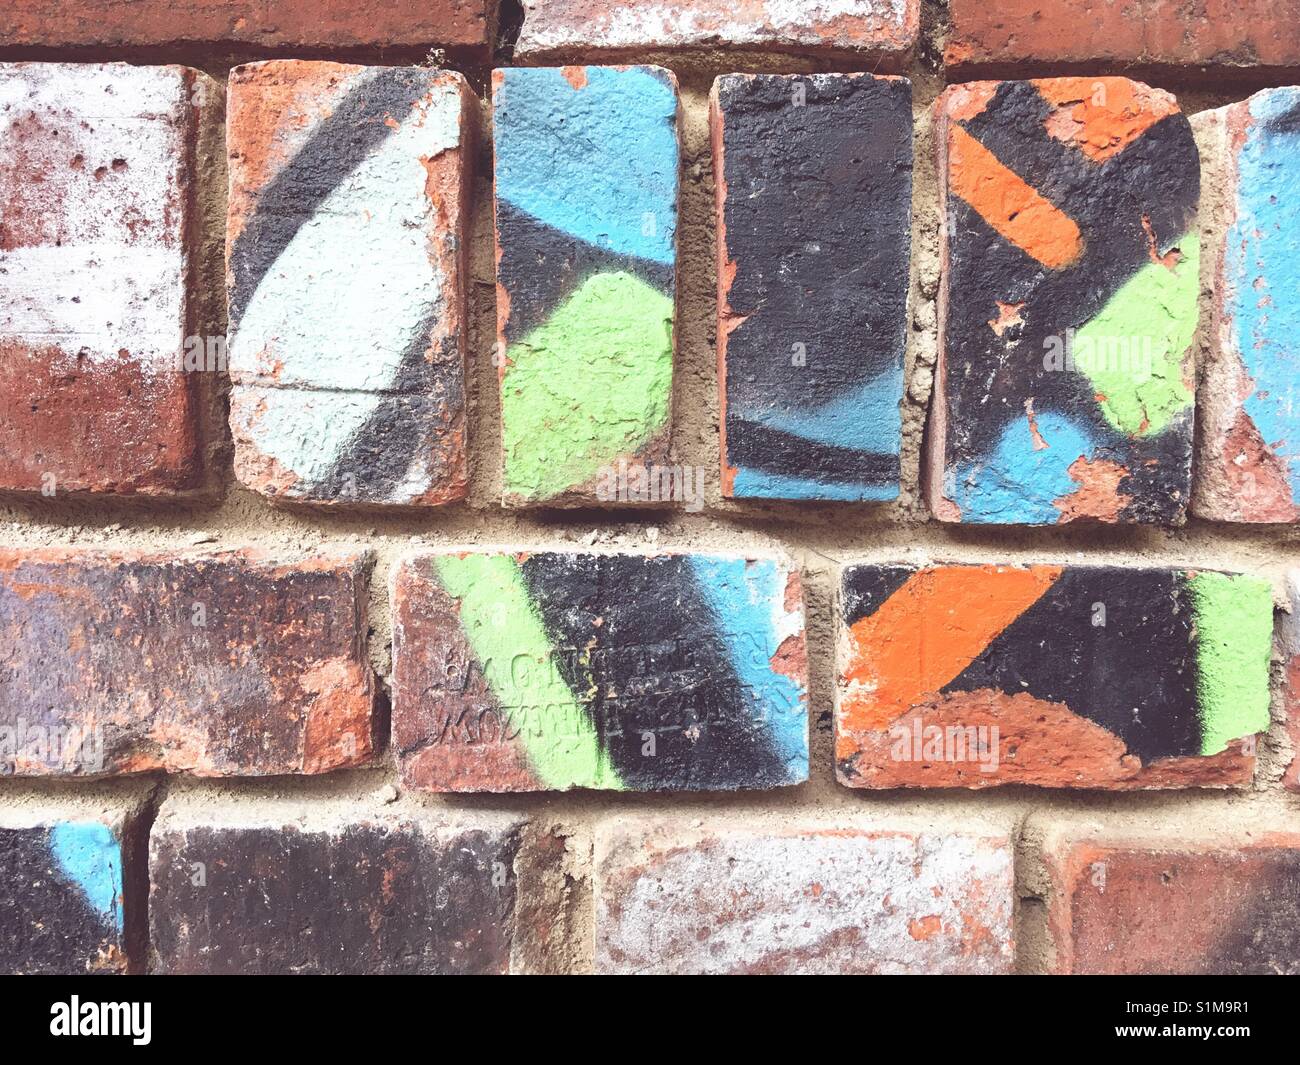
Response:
1,1,1299,975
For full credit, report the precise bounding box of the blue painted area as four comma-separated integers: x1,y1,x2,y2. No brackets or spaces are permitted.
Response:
747,366,904,453
1230,88,1300,501
951,411,1095,524
50,822,123,933
495,67,678,265
732,467,898,501
688,556,807,777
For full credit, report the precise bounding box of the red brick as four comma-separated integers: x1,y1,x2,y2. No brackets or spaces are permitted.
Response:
0,548,375,777
1042,826,1300,974
946,0,1300,74
0,62,217,498
595,819,1014,974
515,0,919,65
0,0,494,52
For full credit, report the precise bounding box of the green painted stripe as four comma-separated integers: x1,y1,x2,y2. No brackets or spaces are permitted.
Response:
1187,570,1273,756
432,554,620,790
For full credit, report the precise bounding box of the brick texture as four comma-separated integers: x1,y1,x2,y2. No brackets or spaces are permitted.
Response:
0,548,374,777
226,62,474,507
149,798,529,974
391,549,807,792
1282,572,1300,794
928,78,1199,525
515,0,919,65
0,62,214,498
0,0,494,52
493,66,680,507
713,73,911,501
1042,828,1300,974
595,819,1015,974
835,564,1273,789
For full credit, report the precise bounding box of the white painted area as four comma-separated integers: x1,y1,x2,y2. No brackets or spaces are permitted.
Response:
0,63,188,371
229,72,462,490
597,829,1014,974
1280,572,1300,657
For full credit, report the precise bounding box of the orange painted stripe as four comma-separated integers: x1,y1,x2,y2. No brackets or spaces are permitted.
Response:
840,565,1063,732
947,125,1083,269
1033,78,1174,162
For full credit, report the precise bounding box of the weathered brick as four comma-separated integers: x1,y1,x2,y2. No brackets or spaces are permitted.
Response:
149,795,530,974
1,0,494,52
0,62,215,497
515,0,919,66
927,79,1199,525
1193,88,1300,523
1282,572,1300,793
0,786,150,975
227,62,474,507
835,563,1272,789
712,73,911,501
493,66,680,507
0,548,374,777
946,0,1300,75
1041,825,1300,974
595,819,1014,974
391,549,807,792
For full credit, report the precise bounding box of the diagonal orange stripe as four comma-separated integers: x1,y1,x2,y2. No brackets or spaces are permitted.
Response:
947,124,1083,269
840,565,1063,732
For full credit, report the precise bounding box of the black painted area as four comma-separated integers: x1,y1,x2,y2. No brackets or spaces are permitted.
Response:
841,564,915,629
945,567,1200,760
718,74,911,491
150,823,520,975
1200,852,1300,974
519,554,796,790
941,81,1199,521
0,827,122,975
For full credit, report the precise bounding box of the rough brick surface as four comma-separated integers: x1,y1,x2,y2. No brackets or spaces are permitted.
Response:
713,73,911,501
1,0,494,52
0,62,213,497
391,549,807,792
516,0,919,64
150,798,527,974
493,66,680,507
927,79,1199,525
1193,88,1300,523
0,548,374,777
1043,828,1300,974
595,820,1015,974
1282,572,1300,793
946,0,1300,74
227,62,474,507
0,789,149,975
835,564,1272,789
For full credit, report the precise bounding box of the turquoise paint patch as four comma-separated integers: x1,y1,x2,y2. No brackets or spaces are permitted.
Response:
952,411,1095,523
732,467,899,501
1231,88,1300,501
744,366,903,453
50,821,123,932
688,556,807,778
495,67,678,265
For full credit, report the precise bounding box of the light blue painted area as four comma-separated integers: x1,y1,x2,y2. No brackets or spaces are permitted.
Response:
688,556,807,778
732,467,898,501
50,822,123,932
951,411,1095,524
494,66,678,265
1230,88,1300,501
747,366,904,453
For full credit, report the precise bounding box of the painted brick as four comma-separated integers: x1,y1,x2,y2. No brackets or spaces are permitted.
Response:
595,819,1014,974
149,797,528,974
0,62,214,497
927,79,1199,525
1282,572,1300,793
226,62,474,507
515,0,919,65
1042,828,1300,974
0,788,150,975
712,74,911,502
493,66,680,507
835,563,1272,789
1193,88,1300,523
391,549,807,792
946,0,1300,74
0,548,374,777
0,0,494,52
